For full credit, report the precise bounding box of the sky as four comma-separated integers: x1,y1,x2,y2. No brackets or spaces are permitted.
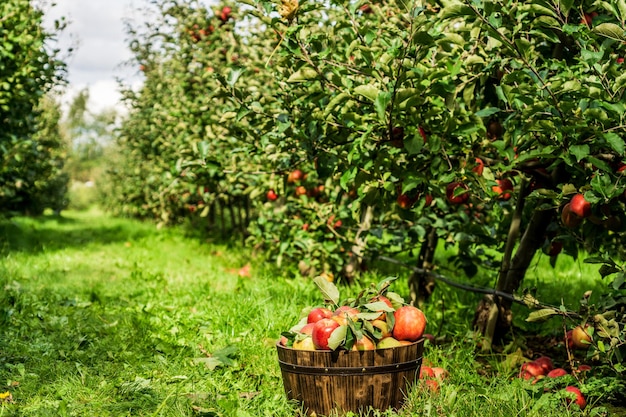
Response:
43,0,145,114
43,0,222,116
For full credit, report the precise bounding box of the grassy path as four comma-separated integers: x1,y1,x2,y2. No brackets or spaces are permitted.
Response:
0,209,307,416
0,209,621,416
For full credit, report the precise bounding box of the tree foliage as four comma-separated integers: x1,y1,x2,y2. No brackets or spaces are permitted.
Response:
109,0,625,361
0,0,68,215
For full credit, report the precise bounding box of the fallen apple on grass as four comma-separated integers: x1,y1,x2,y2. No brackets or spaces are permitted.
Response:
564,386,586,409
547,368,568,378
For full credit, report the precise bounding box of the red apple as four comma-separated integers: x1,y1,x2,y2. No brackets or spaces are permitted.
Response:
287,169,304,184
446,182,469,205
219,6,232,22
570,194,591,218
571,325,593,349
332,306,360,325
371,319,392,338
547,368,568,378
299,323,315,335
423,379,439,392
561,203,583,228
397,193,416,209
564,386,586,409
519,362,545,378
472,158,485,176
359,4,373,13
486,119,503,140
311,318,340,350
393,306,427,342
390,126,404,148
492,178,514,200
307,307,333,324
293,337,316,351
580,11,597,26
547,240,563,256
420,366,435,378
419,126,428,143
295,186,307,197
431,367,448,380
266,189,278,201
352,335,376,351
533,356,554,373
368,295,393,320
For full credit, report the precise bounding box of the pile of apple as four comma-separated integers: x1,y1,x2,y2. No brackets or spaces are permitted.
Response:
278,278,427,351
516,325,595,410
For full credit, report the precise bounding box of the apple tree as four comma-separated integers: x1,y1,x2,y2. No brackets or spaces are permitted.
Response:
108,1,265,231
0,0,68,216
238,0,626,349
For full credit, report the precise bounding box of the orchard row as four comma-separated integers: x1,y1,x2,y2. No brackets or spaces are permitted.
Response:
105,0,626,354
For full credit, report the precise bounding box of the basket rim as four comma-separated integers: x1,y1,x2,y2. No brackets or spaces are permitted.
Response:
275,337,424,352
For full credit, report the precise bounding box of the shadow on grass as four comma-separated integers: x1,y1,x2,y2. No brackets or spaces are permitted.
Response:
0,212,153,254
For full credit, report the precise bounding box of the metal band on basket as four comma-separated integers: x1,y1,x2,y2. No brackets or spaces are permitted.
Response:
278,357,422,376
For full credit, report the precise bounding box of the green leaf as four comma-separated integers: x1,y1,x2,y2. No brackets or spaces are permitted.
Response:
323,92,350,118
287,67,318,82
559,0,574,15
600,264,621,278
593,23,626,42
613,72,626,93
327,325,347,350
569,144,589,162
612,273,625,290
227,68,243,87
313,276,340,305
197,141,210,159
580,49,604,65
526,309,559,322
353,84,380,102
194,345,239,370
357,311,384,321
603,132,625,155
440,3,474,19
475,107,500,118
619,0,626,22
413,31,434,45
374,92,391,121
363,301,395,312
404,133,423,155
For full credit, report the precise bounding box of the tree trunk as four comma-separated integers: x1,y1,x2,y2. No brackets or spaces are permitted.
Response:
473,206,554,350
227,195,237,232
409,226,438,307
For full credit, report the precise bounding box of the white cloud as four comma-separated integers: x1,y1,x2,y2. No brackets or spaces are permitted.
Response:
43,0,143,114
42,0,220,115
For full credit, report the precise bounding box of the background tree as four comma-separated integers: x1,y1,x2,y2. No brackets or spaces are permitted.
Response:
0,0,67,216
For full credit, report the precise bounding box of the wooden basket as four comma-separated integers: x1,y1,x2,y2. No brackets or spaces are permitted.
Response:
276,339,424,416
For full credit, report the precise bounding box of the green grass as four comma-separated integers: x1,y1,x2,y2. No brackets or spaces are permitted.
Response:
0,209,623,416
